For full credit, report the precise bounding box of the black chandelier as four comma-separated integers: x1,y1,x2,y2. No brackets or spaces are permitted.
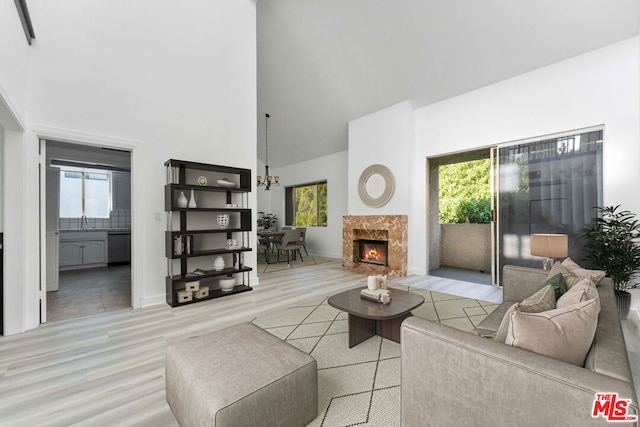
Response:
257,113,279,190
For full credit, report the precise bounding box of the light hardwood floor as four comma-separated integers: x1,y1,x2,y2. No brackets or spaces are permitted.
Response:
0,260,638,426
0,260,364,426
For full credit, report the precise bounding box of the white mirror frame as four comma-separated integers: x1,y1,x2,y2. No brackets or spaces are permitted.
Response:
357,164,395,207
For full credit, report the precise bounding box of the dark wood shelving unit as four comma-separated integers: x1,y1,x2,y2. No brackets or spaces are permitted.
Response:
164,159,252,307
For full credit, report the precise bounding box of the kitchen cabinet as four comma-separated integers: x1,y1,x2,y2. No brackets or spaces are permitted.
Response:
59,231,108,270
111,171,131,211
108,232,131,264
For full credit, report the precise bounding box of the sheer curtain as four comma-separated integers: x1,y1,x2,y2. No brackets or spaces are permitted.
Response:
498,129,603,274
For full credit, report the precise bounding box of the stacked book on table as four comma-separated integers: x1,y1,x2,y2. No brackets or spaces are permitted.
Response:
360,288,391,304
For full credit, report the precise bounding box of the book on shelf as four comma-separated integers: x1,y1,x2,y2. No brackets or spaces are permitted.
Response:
174,235,194,255
186,268,207,277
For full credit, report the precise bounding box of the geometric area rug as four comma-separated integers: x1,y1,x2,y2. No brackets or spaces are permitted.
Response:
251,283,498,426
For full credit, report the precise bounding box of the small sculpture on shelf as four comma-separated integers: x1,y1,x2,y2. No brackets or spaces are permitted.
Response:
217,213,230,229
177,191,188,208
213,256,225,271
219,277,236,292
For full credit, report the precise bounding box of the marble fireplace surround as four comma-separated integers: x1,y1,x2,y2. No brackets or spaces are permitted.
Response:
343,215,408,278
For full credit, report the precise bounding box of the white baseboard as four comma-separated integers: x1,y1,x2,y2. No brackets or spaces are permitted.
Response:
140,294,166,308
407,267,427,276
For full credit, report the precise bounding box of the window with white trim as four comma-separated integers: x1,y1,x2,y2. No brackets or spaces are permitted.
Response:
59,169,111,218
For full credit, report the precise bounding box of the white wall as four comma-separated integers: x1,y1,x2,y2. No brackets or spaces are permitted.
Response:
0,125,3,232
349,37,640,277
348,101,413,215
1,0,257,334
267,151,348,258
0,1,31,335
0,1,29,122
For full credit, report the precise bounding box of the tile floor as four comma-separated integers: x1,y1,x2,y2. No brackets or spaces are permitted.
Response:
46,265,131,322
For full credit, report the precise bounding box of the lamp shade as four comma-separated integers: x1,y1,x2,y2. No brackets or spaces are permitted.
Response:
530,234,568,258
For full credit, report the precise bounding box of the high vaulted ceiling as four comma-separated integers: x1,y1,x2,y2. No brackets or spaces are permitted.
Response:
257,0,640,167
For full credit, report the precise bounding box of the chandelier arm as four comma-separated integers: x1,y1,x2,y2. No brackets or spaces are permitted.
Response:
258,113,278,190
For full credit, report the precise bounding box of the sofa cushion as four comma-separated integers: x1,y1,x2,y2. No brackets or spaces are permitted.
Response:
494,285,556,343
556,277,600,312
505,298,599,366
548,262,582,290
562,257,606,285
521,283,557,312
471,302,514,338
493,303,517,342
540,272,567,299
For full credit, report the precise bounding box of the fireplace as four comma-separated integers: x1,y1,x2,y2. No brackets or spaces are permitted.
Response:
343,215,407,278
355,239,388,266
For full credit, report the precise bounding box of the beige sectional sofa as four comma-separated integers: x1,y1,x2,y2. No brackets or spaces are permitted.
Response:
401,265,638,426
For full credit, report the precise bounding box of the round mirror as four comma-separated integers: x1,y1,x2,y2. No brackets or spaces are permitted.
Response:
357,164,395,207
365,173,385,199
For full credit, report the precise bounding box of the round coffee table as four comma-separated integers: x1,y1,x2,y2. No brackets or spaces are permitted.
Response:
328,286,425,348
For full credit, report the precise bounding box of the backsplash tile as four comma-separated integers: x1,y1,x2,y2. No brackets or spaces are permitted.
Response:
59,210,131,231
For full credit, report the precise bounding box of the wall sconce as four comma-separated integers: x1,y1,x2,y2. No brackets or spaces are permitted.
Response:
530,233,568,270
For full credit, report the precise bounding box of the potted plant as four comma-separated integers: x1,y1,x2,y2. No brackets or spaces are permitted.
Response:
257,211,278,231
580,205,640,319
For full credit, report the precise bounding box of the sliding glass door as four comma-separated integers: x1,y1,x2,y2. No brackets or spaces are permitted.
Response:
496,128,603,282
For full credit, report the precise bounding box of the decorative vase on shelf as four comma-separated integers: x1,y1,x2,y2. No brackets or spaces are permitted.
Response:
213,256,225,271
177,191,188,208
188,189,197,208
217,213,230,229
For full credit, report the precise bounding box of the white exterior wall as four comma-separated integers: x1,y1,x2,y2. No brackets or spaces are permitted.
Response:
1,0,257,334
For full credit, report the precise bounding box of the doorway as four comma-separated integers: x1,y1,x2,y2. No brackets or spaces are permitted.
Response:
428,149,495,285
44,140,132,322
428,127,604,287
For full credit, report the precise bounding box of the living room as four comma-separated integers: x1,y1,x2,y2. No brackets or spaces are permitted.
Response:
1,1,639,425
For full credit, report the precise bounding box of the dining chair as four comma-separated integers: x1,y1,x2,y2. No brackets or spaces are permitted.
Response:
275,229,304,266
297,227,309,256
257,236,271,265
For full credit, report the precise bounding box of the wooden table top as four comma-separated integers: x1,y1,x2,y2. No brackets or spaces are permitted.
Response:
257,231,285,237
328,287,424,320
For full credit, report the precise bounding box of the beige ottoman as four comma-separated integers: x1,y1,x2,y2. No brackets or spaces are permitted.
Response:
166,322,318,427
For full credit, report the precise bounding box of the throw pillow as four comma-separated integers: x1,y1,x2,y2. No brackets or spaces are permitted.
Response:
548,262,582,290
540,273,567,299
494,303,519,343
521,284,557,313
505,298,599,366
494,285,556,343
557,277,600,312
562,258,606,285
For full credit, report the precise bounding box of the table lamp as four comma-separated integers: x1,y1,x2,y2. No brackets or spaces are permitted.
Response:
530,233,568,270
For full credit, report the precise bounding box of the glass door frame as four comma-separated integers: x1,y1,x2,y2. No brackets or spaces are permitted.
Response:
492,125,604,286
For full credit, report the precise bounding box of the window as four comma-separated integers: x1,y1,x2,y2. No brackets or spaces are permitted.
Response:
59,169,111,218
285,181,327,227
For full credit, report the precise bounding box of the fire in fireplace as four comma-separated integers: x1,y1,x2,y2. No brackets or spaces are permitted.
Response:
355,239,389,266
